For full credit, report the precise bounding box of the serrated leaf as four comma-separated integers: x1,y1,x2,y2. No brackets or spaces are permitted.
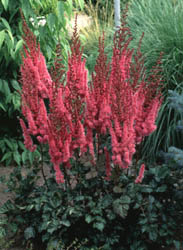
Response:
24,227,35,240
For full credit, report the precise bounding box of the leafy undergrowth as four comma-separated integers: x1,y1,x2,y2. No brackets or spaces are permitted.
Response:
0,161,182,250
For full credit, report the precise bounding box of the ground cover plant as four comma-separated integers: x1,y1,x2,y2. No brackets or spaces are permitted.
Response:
0,5,182,250
127,0,183,160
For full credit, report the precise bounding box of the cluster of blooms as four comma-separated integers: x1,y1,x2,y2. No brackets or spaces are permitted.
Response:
20,12,163,184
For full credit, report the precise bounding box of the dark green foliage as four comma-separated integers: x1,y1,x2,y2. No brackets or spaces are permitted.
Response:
0,161,182,249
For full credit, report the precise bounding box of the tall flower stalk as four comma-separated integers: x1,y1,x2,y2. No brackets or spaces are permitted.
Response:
19,9,163,184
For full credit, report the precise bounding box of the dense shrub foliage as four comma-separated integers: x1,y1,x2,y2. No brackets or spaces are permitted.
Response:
0,162,182,249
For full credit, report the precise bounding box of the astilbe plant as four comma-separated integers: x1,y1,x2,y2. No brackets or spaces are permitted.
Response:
19,9,163,184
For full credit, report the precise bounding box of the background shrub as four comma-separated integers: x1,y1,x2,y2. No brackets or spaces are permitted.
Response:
127,0,183,161
0,0,79,165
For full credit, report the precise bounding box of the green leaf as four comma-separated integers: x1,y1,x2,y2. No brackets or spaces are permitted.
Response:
11,80,21,91
9,223,18,233
47,13,56,31
120,195,131,204
0,227,6,238
1,0,9,11
14,39,23,54
75,0,84,10
156,185,167,192
13,151,21,165
22,151,27,164
149,230,157,241
85,214,93,224
1,18,11,31
0,30,5,49
4,138,14,150
24,227,35,240
0,200,15,214
141,186,153,193
173,240,180,250
0,102,6,111
1,152,12,162
57,1,64,21
113,199,130,219
93,222,104,232
60,220,71,227
6,29,14,46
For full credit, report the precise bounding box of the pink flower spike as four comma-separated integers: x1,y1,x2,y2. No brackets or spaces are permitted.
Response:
135,164,145,184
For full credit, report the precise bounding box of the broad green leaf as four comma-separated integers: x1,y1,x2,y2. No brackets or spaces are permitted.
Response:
0,227,6,237
1,0,9,11
0,102,6,111
6,29,14,46
0,200,15,213
14,39,23,54
93,222,104,232
60,220,71,227
0,30,5,49
149,230,157,241
13,151,21,165
1,80,10,96
156,185,167,192
1,18,11,30
75,0,84,10
120,195,131,204
85,214,93,223
24,227,35,240
1,152,12,162
22,151,27,164
12,93,20,110
4,138,14,150
11,80,21,91
47,13,56,31
57,1,64,21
